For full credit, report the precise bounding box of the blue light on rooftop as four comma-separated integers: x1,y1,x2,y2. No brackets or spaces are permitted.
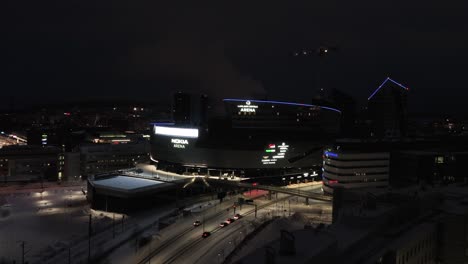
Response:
368,77,409,100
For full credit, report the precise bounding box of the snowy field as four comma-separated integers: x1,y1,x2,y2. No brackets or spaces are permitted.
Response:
0,186,100,263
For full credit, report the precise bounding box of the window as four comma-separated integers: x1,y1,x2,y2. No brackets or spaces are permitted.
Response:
435,156,444,164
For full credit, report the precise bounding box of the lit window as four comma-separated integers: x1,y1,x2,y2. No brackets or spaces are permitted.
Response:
435,156,444,164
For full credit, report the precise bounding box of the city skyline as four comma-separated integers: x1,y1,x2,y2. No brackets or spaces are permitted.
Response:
3,0,468,114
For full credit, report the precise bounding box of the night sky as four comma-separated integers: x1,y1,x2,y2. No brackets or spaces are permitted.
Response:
3,1,468,114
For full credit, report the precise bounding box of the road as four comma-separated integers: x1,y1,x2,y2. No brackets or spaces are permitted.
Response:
129,184,326,264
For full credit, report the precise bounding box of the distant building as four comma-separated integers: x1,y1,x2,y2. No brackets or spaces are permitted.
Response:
173,92,192,124
392,149,468,186
367,77,409,138
80,142,150,178
330,89,357,137
64,152,81,181
27,128,59,146
0,145,64,182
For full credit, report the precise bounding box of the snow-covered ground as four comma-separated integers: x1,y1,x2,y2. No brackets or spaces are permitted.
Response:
228,198,332,263
0,186,91,263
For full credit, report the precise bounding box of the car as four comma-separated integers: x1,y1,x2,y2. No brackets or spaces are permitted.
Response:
202,231,211,238
226,218,235,224
193,220,201,227
219,222,228,227
233,214,241,220
245,199,254,204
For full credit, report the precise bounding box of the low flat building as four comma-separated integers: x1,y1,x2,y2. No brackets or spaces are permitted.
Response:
87,174,183,213
0,145,64,182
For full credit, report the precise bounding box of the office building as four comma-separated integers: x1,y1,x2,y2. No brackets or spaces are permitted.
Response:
368,77,409,138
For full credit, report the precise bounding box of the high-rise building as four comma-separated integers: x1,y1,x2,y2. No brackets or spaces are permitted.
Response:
367,77,409,138
173,92,192,124
199,94,210,126
330,88,357,137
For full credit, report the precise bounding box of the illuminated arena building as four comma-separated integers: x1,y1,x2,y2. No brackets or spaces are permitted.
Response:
150,94,342,179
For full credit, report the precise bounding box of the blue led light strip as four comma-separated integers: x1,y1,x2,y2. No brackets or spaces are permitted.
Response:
223,99,342,114
368,77,409,100
324,151,338,158
149,122,175,126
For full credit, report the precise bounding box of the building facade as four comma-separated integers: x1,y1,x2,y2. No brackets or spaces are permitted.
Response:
80,142,150,178
0,145,64,182
322,149,390,194
367,78,409,138
151,97,341,177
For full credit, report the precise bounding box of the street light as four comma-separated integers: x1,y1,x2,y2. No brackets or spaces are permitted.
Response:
16,240,27,264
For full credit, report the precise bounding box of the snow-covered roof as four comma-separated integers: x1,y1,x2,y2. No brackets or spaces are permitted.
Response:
92,175,164,191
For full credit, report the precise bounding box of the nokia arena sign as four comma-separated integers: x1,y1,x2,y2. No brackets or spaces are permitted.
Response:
171,138,189,149
154,126,199,149
237,100,258,113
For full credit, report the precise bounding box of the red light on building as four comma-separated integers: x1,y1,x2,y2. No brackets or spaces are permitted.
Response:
268,144,275,148
328,180,338,184
64,112,71,116
252,182,258,186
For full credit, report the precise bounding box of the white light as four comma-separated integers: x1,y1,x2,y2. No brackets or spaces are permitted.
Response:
154,126,199,138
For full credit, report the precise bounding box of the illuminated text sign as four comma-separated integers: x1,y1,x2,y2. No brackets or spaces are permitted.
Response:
237,100,258,113
261,142,289,165
171,138,189,149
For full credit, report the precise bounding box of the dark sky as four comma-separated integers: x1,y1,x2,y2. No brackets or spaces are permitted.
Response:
3,0,468,114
